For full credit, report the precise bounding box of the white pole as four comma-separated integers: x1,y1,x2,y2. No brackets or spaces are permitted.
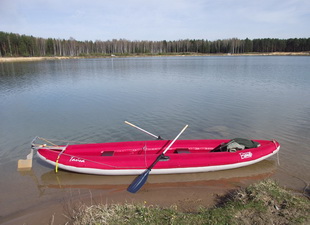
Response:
163,125,188,154
125,121,160,139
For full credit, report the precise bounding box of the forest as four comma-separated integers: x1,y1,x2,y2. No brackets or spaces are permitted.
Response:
0,31,309,57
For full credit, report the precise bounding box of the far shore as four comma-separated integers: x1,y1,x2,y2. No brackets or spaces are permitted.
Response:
0,52,309,63
0,56,81,63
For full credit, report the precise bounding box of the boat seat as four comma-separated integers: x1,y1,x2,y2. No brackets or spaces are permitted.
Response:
174,148,190,154
101,151,114,156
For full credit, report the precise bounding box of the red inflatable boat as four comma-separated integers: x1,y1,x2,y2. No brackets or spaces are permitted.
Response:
34,137,280,176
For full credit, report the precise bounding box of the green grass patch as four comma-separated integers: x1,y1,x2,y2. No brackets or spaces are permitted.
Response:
67,180,310,225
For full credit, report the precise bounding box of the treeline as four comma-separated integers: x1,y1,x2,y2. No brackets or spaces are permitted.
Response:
0,31,309,57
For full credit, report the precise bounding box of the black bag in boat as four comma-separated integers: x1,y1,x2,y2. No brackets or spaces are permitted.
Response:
212,138,260,152
231,138,260,148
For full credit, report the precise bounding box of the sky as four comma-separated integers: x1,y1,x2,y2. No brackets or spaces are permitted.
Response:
0,0,309,41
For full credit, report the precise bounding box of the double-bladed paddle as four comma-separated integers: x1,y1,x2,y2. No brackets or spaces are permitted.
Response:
127,124,188,193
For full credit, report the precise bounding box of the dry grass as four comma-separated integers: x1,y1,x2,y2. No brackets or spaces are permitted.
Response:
64,180,309,225
227,179,310,224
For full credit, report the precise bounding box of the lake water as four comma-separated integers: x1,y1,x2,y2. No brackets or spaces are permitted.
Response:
1,56,309,224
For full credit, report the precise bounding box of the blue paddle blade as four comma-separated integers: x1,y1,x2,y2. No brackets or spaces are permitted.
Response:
127,169,151,193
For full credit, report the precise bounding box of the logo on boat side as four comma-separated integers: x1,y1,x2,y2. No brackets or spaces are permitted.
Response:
69,156,85,163
239,152,252,159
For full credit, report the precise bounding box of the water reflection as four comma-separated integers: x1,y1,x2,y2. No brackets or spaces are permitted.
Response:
19,159,276,195
1,56,310,224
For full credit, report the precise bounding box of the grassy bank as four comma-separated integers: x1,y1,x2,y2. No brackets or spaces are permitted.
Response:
66,180,309,225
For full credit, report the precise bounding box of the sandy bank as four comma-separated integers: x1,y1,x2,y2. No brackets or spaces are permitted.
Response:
0,56,82,63
240,51,310,56
0,52,309,63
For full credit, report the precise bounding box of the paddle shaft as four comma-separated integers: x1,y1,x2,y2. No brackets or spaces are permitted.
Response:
162,124,188,154
143,124,188,170
125,121,161,139
127,124,188,193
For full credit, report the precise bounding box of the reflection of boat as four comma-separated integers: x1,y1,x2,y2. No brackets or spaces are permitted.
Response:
34,137,280,176
39,159,276,189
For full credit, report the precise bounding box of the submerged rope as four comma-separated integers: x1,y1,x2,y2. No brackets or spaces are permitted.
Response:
55,147,66,173
37,137,153,169
143,142,148,167
37,136,89,145
43,148,148,169
38,137,59,147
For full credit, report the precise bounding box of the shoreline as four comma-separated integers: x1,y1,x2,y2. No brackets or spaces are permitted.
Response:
0,52,309,63
0,56,82,63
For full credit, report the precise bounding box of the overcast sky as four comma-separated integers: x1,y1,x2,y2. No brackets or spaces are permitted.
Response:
1,0,309,41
